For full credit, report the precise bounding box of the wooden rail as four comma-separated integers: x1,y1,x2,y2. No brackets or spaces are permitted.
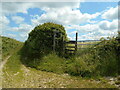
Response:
65,32,101,55
65,32,78,55
77,44,97,45
65,41,76,44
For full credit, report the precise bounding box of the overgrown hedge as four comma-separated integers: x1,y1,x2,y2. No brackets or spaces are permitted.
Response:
21,22,67,60
66,37,120,77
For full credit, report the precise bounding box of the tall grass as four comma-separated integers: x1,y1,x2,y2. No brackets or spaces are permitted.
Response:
21,52,66,74
66,37,119,77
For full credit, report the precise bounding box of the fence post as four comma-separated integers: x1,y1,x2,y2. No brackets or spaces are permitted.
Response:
75,32,78,53
62,35,65,55
53,31,56,52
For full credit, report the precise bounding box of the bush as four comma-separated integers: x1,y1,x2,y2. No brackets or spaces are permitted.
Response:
65,37,119,77
21,22,67,59
95,37,119,76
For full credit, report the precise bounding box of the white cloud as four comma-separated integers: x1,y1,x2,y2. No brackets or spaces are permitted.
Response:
2,23,34,41
102,6,118,20
1,2,119,41
7,33,16,38
11,23,34,33
1,2,31,15
1,2,100,26
0,16,10,35
11,16,24,24
77,29,117,40
1,0,85,2
1,2,80,15
0,16,9,25
99,19,118,30
65,23,100,34
31,7,100,26
66,19,118,40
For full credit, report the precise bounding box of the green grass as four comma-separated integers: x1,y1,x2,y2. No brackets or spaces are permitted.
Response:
2,48,24,88
2,36,119,88
66,41,100,50
1,36,23,60
21,37,119,77
77,41,100,48
2,51,116,88
22,52,66,74
73,38,119,77
3,52,22,73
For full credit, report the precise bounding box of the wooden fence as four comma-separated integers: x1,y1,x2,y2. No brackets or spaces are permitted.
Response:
65,32,100,54
52,31,100,54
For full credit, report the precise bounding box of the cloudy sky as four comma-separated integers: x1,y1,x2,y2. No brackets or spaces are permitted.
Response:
0,0,119,42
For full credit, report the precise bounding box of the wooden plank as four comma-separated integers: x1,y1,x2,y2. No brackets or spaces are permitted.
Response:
77,44,97,45
66,46,75,48
66,41,76,44
65,49,75,51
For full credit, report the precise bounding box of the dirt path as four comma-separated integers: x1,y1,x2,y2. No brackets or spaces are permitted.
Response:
2,64,116,88
0,55,11,88
0,56,11,70
1,55,117,88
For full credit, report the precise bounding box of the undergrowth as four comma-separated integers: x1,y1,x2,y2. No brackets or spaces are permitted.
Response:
20,36,119,77
65,37,119,77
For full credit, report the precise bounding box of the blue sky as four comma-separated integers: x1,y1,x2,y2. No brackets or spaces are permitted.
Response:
80,2,118,14
0,1,119,41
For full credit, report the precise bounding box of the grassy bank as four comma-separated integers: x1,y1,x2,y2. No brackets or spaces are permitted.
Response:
2,51,116,88
1,36,23,60
2,36,119,88
21,37,119,77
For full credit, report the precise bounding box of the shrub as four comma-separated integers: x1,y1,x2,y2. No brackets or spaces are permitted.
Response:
65,37,119,77
95,37,119,76
21,22,67,59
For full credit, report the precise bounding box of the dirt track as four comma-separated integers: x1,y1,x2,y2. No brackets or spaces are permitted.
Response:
0,56,11,70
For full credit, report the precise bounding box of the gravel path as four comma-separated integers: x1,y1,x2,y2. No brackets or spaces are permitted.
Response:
0,55,11,88
0,56,11,70
1,56,118,88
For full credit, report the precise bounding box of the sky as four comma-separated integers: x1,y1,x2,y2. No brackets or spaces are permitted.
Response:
0,0,119,42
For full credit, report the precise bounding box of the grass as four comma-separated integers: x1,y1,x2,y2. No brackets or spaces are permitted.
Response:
66,41,100,50
21,52,66,74
2,51,24,88
2,51,116,88
1,36,23,60
77,41,100,48
21,37,119,77
2,36,119,88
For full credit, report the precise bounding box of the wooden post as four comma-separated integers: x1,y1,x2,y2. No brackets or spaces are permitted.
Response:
53,31,56,52
62,35,65,54
75,32,78,53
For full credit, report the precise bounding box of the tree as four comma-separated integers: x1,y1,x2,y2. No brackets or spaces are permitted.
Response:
22,22,67,59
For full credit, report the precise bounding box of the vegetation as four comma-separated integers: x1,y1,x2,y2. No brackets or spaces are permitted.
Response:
3,50,115,88
20,36,119,77
21,22,67,60
66,37,119,77
2,23,120,88
1,36,23,60
19,23,120,78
